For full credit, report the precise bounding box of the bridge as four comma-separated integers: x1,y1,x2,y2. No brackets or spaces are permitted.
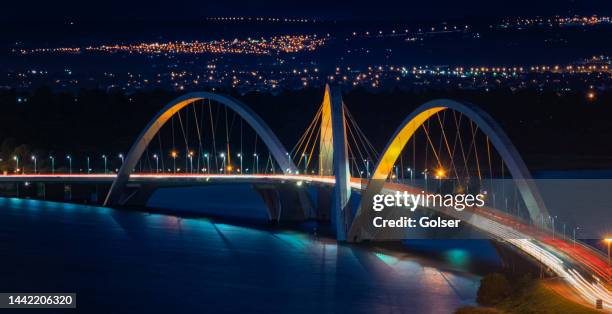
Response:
0,85,610,310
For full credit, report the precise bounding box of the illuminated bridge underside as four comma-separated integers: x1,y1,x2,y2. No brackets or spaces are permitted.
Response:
104,92,297,206
349,99,549,241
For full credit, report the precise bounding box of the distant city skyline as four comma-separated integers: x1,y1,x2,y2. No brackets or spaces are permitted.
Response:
4,0,612,21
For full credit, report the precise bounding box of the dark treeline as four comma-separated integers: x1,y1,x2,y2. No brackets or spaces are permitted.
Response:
1,86,611,171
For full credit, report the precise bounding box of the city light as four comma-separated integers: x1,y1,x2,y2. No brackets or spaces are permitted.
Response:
21,35,326,56
587,91,596,100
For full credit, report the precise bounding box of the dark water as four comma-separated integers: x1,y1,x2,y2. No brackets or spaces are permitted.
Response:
0,197,497,313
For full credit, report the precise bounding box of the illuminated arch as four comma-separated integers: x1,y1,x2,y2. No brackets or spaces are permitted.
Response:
104,92,297,206
351,99,548,229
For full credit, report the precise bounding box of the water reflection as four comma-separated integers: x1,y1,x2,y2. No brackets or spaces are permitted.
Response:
0,197,486,313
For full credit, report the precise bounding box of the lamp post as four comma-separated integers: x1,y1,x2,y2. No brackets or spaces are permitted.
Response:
303,153,308,174
204,153,210,173
562,223,566,240
237,153,242,174
13,156,19,174
573,226,579,247
551,216,556,239
220,153,226,174
118,154,124,165
188,151,194,173
31,155,37,174
86,156,90,174
153,154,159,173
407,167,414,183
171,151,177,173
365,159,370,178
285,152,292,174
435,168,445,189
49,156,55,174
253,153,259,174
66,155,72,174
102,155,108,174
393,165,399,183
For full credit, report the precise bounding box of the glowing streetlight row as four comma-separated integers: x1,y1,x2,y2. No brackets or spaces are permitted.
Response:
8,151,439,179
7,154,125,174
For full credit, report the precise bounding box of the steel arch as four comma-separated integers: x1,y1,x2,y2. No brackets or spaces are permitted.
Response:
104,92,297,206
349,99,548,238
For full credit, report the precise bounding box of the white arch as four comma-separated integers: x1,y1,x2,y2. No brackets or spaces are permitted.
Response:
104,92,297,206
350,99,548,235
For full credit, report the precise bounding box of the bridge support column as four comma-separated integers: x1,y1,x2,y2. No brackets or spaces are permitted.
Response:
325,85,352,241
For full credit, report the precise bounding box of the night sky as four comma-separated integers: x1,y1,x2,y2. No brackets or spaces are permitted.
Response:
4,0,611,21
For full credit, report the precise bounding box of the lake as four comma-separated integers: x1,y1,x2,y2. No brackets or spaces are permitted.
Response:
0,197,499,313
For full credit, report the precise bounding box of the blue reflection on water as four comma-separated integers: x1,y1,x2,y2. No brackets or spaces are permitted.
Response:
445,249,471,268
0,197,490,313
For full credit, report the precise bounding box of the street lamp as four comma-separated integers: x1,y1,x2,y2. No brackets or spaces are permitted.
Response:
573,227,578,247
31,155,37,174
102,155,108,174
284,152,292,174
435,168,446,189
188,151,194,173
237,153,242,174
407,167,414,183
86,156,91,174
13,156,19,174
302,153,308,174
220,153,226,174
253,153,259,174
203,153,210,173
562,223,566,240
118,153,124,165
549,215,557,239
171,150,178,173
153,154,159,173
393,165,399,182
49,156,55,174
66,155,72,174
